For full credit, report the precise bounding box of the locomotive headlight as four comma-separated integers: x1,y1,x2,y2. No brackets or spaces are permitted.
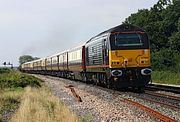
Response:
140,57,149,64
111,70,122,76
141,68,152,75
112,62,116,65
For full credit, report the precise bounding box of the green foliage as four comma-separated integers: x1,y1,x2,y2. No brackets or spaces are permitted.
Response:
152,70,180,85
19,55,40,65
0,70,42,89
151,49,176,70
168,31,180,52
173,53,180,72
0,68,11,74
124,0,180,71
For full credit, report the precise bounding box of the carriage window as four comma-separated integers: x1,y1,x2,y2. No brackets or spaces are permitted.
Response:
115,34,143,46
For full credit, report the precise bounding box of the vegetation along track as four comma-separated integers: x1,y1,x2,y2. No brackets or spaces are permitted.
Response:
33,74,179,122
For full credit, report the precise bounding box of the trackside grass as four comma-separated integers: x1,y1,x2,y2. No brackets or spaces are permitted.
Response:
10,86,79,122
152,71,180,85
0,69,42,121
0,70,42,89
0,68,79,122
0,88,24,121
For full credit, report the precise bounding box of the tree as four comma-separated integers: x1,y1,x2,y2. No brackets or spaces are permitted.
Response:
124,0,180,71
19,55,40,65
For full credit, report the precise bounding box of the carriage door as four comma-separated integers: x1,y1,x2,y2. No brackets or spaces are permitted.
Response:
102,39,109,65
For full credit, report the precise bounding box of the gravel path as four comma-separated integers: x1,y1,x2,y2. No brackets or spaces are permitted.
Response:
34,75,157,122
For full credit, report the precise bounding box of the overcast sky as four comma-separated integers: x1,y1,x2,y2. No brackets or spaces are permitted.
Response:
0,0,158,67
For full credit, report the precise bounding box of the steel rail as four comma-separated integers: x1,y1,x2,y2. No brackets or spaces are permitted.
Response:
145,90,180,101
146,84,180,94
130,94,180,110
123,98,177,122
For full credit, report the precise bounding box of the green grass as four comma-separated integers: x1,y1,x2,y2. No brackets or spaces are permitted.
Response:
152,70,180,85
0,70,43,89
0,68,11,74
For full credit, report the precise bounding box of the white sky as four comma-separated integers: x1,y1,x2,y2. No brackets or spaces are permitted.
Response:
0,0,158,66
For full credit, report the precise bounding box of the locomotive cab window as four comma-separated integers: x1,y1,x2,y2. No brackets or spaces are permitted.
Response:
110,32,149,50
115,34,143,46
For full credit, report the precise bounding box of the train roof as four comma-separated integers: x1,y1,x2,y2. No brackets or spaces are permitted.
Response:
87,24,145,43
23,58,44,65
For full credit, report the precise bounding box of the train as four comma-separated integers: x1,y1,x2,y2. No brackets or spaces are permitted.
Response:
21,24,152,90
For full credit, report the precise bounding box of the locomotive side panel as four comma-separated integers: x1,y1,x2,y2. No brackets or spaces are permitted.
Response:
85,36,109,72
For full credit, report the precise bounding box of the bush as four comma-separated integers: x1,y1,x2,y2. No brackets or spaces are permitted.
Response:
173,53,180,72
0,68,11,74
151,48,176,70
0,71,42,89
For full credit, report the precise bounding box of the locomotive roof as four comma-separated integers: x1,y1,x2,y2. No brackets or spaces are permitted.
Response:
87,24,145,43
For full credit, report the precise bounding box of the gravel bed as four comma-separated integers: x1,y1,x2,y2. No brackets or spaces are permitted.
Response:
137,93,180,108
156,91,180,100
34,75,156,122
121,93,180,121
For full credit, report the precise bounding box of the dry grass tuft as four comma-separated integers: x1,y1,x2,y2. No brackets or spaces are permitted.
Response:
10,86,79,122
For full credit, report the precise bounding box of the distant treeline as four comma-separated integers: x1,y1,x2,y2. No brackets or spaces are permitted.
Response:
124,0,180,72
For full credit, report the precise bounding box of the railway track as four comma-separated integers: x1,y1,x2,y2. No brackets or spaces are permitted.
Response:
122,98,177,122
145,90,180,103
146,83,180,94
34,75,180,122
65,84,178,122
131,92,180,110
67,84,178,122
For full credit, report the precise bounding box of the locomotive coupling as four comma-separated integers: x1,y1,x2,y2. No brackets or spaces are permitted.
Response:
111,70,123,76
141,68,152,75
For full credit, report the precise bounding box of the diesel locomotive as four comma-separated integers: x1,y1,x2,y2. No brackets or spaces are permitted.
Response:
21,24,152,90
